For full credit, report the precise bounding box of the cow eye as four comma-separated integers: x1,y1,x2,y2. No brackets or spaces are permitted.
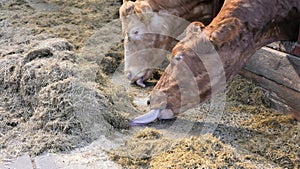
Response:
174,54,184,61
130,28,140,36
171,54,184,65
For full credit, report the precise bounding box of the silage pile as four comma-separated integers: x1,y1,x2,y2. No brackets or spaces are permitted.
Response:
110,128,276,169
110,77,300,169
0,0,121,50
0,35,129,157
225,76,300,169
0,0,134,158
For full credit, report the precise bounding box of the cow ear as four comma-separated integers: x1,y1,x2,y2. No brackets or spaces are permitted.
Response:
185,22,205,35
134,1,152,14
209,18,241,45
120,1,136,17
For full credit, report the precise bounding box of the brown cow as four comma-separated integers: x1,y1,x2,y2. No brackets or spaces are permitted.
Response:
120,0,224,87
131,0,300,125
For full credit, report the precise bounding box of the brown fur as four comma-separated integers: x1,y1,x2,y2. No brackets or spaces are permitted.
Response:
120,0,224,82
121,0,218,24
150,0,300,114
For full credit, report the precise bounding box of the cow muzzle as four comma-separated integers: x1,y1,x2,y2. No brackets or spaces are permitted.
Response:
126,69,153,87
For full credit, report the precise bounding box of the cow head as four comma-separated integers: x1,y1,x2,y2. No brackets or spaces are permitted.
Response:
119,0,190,87
130,22,227,125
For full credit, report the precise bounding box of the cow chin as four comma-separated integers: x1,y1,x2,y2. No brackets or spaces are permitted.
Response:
158,109,175,119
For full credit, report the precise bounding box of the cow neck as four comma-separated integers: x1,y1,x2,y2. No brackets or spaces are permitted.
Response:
205,0,300,80
147,0,215,24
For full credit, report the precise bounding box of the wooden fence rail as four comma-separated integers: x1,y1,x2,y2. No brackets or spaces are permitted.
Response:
240,47,300,120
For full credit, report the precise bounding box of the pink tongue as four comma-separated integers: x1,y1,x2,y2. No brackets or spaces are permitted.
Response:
136,78,146,88
130,109,161,126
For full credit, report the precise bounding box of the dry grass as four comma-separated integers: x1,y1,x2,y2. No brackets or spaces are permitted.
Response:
0,37,129,157
110,76,299,169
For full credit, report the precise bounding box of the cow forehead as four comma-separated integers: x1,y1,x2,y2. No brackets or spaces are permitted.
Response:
123,12,171,36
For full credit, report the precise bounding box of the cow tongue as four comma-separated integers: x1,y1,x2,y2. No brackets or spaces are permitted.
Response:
135,70,154,88
130,109,161,126
136,78,146,88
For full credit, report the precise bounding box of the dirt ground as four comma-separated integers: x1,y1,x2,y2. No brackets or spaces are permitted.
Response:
0,0,299,169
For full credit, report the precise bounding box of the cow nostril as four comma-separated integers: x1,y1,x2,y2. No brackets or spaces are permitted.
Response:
127,72,132,80
147,99,150,105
